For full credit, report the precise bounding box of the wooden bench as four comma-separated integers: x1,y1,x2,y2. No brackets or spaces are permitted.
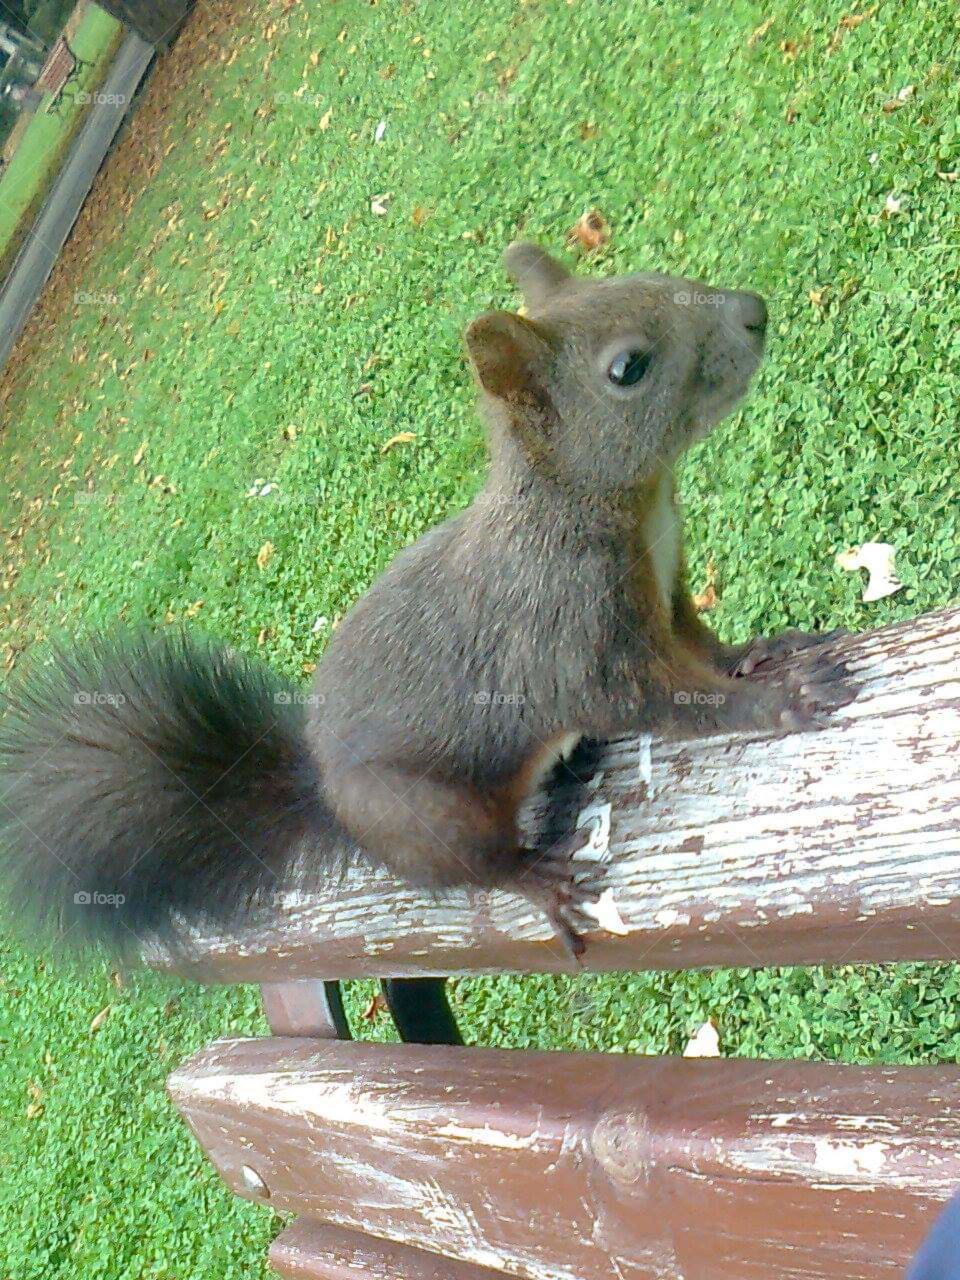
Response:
160,607,960,1279
36,35,94,117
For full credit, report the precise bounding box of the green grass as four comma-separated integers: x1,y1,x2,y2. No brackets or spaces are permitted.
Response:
0,5,123,270
1,0,959,1275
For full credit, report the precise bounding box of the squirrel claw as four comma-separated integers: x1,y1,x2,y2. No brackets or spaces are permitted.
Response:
731,627,849,677
516,833,594,962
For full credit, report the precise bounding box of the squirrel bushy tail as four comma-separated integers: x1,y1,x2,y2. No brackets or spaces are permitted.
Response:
0,631,337,954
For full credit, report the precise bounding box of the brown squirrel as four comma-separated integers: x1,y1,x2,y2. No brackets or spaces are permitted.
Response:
0,242,850,958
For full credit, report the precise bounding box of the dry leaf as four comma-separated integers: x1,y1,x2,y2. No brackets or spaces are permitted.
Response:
318,108,333,130
360,992,388,1021
256,541,275,571
370,192,392,216
89,1005,112,1034
692,559,718,611
882,84,915,113
835,541,903,602
568,209,610,252
132,439,148,466
184,600,204,619
380,431,416,454
411,204,431,227
683,1019,721,1058
748,16,775,45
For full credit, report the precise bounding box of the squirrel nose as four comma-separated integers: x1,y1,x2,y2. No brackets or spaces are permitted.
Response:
738,291,768,335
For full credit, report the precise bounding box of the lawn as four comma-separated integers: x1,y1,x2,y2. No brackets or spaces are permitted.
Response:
0,0,959,1276
0,4,124,272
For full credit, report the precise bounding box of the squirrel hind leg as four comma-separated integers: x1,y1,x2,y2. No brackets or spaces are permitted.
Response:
325,762,519,889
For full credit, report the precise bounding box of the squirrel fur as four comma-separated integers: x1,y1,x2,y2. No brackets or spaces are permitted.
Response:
0,242,849,957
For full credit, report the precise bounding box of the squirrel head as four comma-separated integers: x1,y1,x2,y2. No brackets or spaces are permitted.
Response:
465,241,767,497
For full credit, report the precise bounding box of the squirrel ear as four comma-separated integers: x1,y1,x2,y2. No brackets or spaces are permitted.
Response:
503,241,572,310
464,311,552,403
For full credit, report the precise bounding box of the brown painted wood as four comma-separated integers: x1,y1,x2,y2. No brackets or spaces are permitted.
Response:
169,1036,960,1280
270,1219,509,1279
260,980,349,1040
148,608,960,983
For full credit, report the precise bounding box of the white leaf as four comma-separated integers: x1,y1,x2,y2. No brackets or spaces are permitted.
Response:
835,541,904,602
683,1019,721,1057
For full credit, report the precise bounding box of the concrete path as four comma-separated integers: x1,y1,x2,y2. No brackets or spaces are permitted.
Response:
0,31,154,372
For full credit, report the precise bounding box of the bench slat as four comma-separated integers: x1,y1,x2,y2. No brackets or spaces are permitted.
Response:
270,1219,511,1279
149,608,960,983
168,1036,960,1280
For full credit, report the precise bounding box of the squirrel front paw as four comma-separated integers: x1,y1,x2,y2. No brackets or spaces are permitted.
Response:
767,660,855,731
726,627,850,678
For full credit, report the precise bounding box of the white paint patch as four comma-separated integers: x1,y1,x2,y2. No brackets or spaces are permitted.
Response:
580,888,629,935
813,1138,890,1178
432,1122,538,1150
574,801,612,861
637,734,653,788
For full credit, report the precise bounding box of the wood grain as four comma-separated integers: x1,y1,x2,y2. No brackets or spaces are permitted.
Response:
169,1036,960,1280
149,608,960,982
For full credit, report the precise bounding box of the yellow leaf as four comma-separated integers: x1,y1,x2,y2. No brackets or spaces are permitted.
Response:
132,439,148,466
89,1005,112,1034
319,108,333,130
380,432,416,454
257,541,275,570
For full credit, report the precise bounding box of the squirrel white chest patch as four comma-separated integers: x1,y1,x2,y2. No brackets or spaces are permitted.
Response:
643,469,681,612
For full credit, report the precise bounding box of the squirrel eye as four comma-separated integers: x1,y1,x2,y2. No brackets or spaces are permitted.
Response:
607,349,652,387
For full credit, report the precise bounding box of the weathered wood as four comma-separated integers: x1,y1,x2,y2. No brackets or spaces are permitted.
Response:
260,980,349,1039
270,1219,508,1280
169,1036,960,1280
149,608,960,982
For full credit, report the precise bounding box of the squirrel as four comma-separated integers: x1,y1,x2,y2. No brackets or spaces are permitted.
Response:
0,242,851,960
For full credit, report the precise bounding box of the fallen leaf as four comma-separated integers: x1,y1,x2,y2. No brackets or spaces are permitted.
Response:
882,192,904,217
256,541,275,571
132,439,148,466
683,1019,721,1058
184,600,204,619
380,431,416,454
318,108,333,131
411,204,431,227
568,209,610,252
809,287,828,309
692,560,718,612
936,170,958,182
89,1005,112,1034
748,16,775,45
374,119,387,142
882,84,915,113
835,541,903,602
370,192,392,216
360,992,388,1021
